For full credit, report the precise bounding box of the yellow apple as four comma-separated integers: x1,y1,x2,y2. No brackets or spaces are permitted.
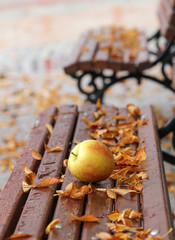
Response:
68,139,115,182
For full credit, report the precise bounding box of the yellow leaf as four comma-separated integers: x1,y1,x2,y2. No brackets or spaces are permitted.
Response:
30,149,42,160
45,123,53,134
95,232,112,239
22,180,33,193
23,164,36,185
5,232,32,239
34,177,63,188
44,142,63,152
66,213,100,222
106,189,117,200
45,219,60,234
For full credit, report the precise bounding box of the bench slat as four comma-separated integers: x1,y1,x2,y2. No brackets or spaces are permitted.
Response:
64,32,90,74
114,109,140,227
78,30,99,71
13,105,77,239
0,106,58,239
157,3,175,40
81,105,117,240
161,0,175,26
48,103,97,240
138,106,174,239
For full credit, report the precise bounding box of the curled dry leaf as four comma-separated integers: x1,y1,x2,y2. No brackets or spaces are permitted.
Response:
110,167,131,180
45,123,53,135
30,149,42,160
22,180,33,193
34,177,63,188
95,232,112,240
127,103,141,117
55,181,92,199
5,232,32,239
107,223,143,233
111,115,126,121
45,219,60,235
66,213,100,222
23,164,36,185
44,142,63,152
96,188,137,198
83,116,104,128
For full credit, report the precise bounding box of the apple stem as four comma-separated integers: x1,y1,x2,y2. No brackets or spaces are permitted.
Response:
71,152,77,157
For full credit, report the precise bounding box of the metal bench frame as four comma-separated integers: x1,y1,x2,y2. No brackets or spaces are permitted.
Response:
70,30,175,104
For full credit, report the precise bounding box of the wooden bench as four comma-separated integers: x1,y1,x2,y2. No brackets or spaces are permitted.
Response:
63,0,175,103
0,103,174,240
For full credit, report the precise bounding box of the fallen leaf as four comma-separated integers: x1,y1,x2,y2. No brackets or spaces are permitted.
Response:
45,219,60,234
83,116,104,128
30,149,42,160
23,165,36,185
44,142,63,152
5,232,32,239
34,177,63,188
66,213,100,222
22,180,33,193
95,232,112,240
45,123,53,134
55,181,92,199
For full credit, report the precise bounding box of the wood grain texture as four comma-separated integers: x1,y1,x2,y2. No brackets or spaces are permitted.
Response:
81,105,117,240
13,105,77,240
0,106,58,239
48,103,97,240
138,106,175,239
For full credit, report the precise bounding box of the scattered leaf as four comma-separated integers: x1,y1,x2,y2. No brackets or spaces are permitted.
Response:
30,149,42,160
44,142,63,152
23,164,36,185
45,123,53,134
66,213,100,222
45,219,60,234
34,177,63,188
5,232,32,239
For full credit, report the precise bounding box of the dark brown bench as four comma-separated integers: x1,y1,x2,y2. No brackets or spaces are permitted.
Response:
0,103,174,239
63,0,175,103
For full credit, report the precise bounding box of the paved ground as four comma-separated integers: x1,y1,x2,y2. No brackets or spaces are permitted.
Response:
0,0,175,225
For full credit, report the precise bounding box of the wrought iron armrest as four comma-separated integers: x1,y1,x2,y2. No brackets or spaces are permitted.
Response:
158,115,175,164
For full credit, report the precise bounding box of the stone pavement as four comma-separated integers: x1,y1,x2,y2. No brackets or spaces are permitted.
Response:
0,0,175,225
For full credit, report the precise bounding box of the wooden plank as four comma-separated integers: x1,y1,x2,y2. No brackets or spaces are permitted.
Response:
157,5,175,40
168,0,175,9
0,106,58,239
78,30,99,71
138,106,175,239
48,103,97,240
114,108,140,227
63,31,90,74
161,0,175,26
94,28,110,70
81,105,117,240
12,105,77,239
136,32,150,71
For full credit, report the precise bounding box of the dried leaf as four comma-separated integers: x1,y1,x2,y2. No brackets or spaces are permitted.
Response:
127,104,141,117
23,164,36,185
45,219,60,234
111,115,126,121
45,123,53,134
66,213,100,222
95,232,112,239
96,98,102,109
166,171,175,178
55,181,92,199
5,232,32,239
96,187,137,196
106,189,117,200
22,180,33,193
168,185,175,193
44,142,63,152
34,177,63,188
83,116,104,128
110,167,131,180
30,149,42,160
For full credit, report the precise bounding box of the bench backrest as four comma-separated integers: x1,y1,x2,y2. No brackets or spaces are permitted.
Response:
158,0,175,40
